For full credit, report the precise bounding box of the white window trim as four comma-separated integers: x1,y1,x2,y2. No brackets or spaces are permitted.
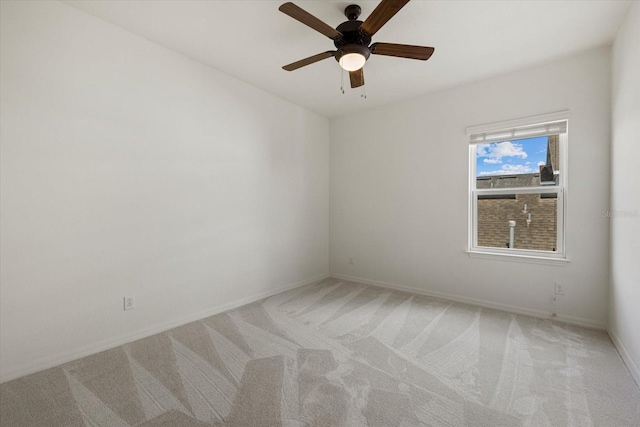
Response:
465,250,570,266
466,111,570,263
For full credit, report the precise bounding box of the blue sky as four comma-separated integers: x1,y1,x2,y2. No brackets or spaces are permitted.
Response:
476,136,548,177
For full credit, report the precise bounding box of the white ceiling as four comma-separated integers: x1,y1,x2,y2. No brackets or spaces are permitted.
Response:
64,0,631,118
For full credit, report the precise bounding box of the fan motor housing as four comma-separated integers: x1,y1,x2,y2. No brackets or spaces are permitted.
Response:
334,20,372,49
334,20,372,65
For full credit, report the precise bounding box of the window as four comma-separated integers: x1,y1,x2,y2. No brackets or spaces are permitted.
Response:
467,112,568,260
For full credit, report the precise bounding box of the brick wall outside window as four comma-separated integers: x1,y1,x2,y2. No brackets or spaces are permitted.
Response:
477,193,557,250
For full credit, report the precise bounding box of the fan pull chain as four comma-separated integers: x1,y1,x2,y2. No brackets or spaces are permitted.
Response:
361,85,367,99
340,68,345,94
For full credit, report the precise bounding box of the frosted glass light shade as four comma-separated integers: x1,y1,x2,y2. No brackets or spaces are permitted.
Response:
339,53,366,71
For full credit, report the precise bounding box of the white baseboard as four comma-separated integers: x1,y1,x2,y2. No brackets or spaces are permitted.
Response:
608,329,640,388
0,274,328,384
331,273,607,330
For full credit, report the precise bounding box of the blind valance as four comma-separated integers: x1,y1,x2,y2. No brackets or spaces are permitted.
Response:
466,111,569,145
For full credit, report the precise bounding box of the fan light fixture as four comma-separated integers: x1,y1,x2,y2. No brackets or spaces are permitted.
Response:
339,53,366,71
337,44,370,72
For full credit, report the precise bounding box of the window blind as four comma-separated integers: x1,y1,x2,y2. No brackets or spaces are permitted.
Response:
469,120,567,144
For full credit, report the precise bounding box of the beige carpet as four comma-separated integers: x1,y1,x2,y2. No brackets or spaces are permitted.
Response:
1,277,639,426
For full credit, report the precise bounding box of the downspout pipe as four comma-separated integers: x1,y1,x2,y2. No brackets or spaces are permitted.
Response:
509,220,516,249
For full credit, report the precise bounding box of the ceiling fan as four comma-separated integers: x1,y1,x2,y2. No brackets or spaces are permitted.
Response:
279,0,434,89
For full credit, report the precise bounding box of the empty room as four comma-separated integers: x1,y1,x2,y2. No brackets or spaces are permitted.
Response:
1,0,638,425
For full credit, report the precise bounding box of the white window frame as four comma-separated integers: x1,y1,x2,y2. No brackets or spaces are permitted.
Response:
466,111,569,263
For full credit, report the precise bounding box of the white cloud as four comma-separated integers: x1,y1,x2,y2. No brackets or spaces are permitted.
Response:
477,141,528,164
478,164,537,176
537,161,545,167
483,158,501,164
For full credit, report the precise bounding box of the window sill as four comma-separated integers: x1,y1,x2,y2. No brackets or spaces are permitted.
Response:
466,250,570,266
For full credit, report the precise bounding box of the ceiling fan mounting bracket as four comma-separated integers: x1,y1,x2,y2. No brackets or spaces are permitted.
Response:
344,4,362,21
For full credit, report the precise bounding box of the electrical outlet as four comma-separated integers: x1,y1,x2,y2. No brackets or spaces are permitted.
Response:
554,283,565,295
124,295,136,311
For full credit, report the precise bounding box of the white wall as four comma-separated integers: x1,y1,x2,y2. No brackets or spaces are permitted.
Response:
331,48,611,328
0,1,329,382
609,3,640,385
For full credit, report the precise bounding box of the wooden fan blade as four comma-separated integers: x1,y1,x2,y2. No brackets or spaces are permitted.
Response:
279,2,342,40
360,0,411,37
283,51,336,71
370,43,434,60
349,68,364,88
